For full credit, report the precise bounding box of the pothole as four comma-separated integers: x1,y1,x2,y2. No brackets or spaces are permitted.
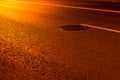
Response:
59,25,89,31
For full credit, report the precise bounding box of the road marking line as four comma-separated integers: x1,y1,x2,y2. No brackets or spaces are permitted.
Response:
7,1,120,14
80,24,120,33
39,3,120,14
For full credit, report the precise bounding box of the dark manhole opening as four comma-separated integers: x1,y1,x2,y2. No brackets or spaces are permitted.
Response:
59,25,89,31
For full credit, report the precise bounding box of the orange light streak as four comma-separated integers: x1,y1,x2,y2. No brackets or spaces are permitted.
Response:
0,0,56,24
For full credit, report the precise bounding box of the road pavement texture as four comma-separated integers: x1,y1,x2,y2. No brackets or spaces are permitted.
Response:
0,1,120,80
52,1,120,10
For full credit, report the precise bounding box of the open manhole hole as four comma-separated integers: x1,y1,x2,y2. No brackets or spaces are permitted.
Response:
59,25,89,31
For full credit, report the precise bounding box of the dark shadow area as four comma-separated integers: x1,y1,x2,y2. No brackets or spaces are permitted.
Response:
59,25,89,31
51,1,120,11
84,1,120,10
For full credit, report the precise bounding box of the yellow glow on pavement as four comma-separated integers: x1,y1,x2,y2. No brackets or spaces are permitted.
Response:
0,0,24,8
0,0,56,24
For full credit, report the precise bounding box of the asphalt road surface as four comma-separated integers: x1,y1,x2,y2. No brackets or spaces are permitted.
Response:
0,1,120,80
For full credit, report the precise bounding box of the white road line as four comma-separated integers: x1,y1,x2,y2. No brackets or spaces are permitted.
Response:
3,1,120,33
7,1,120,14
39,3,120,14
80,24,120,33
